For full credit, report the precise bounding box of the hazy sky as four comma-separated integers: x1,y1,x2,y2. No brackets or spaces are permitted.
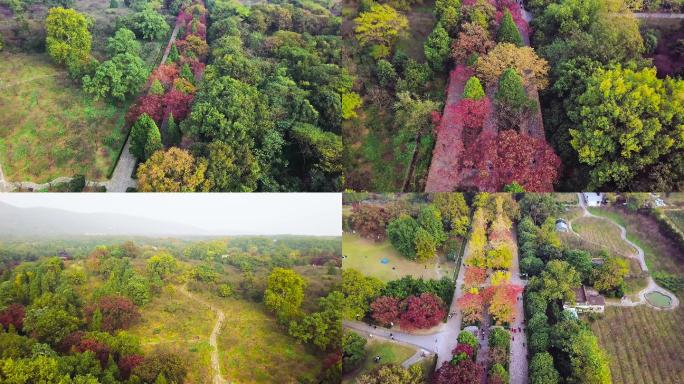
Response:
0,194,341,236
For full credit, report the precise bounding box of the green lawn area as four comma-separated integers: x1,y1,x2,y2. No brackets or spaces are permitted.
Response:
0,52,129,182
343,233,455,282
570,216,637,258
343,338,417,383
587,207,684,277
553,193,579,205
590,306,684,384
128,285,216,384
203,295,322,383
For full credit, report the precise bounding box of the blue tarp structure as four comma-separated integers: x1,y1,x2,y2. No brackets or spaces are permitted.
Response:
380,258,389,264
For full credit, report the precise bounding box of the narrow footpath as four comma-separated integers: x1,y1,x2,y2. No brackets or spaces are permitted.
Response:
178,286,228,384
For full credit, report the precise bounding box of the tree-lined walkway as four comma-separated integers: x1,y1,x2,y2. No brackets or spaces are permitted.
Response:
106,21,181,192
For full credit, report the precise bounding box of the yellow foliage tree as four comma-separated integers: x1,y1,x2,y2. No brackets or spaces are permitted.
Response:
475,43,550,89
354,4,408,57
136,147,209,192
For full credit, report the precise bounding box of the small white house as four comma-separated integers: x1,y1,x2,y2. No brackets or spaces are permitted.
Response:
563,285,605,314
583,193,604,207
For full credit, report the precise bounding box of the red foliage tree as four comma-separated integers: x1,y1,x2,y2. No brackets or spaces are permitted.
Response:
127,94,164,125
58,331,85,353
118,354,144,379
462,130,561,192
456,292,484,325
452,98,491,148
93,295,141,333
76,338,111,367
451,344,474,361
149,64,179,89
463,267,487,289
163,89,194,121
370,296,401,327
349,204,393,241
0,303,25,331
399,293,446,330
432,360,483,384
486,284,524,325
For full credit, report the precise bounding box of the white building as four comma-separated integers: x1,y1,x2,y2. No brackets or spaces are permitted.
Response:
555,219,569,232
563,285,605,313
583,193,604,207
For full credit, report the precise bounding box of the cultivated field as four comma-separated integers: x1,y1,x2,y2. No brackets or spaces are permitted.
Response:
128,285,216,384
590,306,684,384
0,52,128,182
343,338,417,383
343,233,455,282
570,216,637,257
664,209,684,232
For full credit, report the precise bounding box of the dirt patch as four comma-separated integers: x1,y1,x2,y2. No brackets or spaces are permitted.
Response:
649,30,684,77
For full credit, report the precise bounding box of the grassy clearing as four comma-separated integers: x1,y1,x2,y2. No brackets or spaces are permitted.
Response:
590,306,684,384
202,295,322,384
553,193,579,205
128,285,215,384
571,216,637,257
343,233,455,282
0,52,128,182
588,208,684,276
343,338,417,383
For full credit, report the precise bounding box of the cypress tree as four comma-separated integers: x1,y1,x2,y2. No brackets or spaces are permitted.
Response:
165,113,181,146
463,76,486,100
130,113,161,161
144,121,163,160
495,68,534,112
180,62,194,84
149,79,164,95
497,10,523,47
168,43,179,62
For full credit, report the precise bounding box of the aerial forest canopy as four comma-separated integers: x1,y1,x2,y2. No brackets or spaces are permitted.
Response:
172,0,345,192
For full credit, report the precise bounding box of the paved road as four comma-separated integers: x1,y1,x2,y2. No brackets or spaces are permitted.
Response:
575,193,679,310
508,230,529,384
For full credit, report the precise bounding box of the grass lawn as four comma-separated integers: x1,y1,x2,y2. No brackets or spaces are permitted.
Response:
587,207,684,276
343,338,417,383
343,233,455,282
570,216,637,258
0,52,129,182
128,285,216,384
553,193,579,205
202,295,322,384
590,306,684,384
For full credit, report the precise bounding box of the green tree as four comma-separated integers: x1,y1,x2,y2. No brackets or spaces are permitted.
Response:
531,260,581,302
593,256,628,294
570,66,684,189
497,9,523,46
342,269,385,319
180,63,194,84
354,4,409,58
205,140,260,192
432,193,470,237
342,332,367,373
418,205,447,246
149,79,165,95
45,7,92,69
356,364,422,384
435,0,461,35
82,53,149,101
495,68,536,126
424,23,451,71
126,8,170,41
569,329,612,384
168,43,179,62
529,352,560,384
376,59,398,88
291,123,343,177
165,113,181,146
463,76,486,100
264,268,306,324
107,27,140,56
23,306,79,345
130,114,162,161
146,252,177,280
137,148,208,192
414,228,436,262
342,92,362,120
387,214,419,260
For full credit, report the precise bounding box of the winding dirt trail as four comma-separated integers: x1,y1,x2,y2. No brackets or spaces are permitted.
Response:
178,286,227,384
573,194,679,310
